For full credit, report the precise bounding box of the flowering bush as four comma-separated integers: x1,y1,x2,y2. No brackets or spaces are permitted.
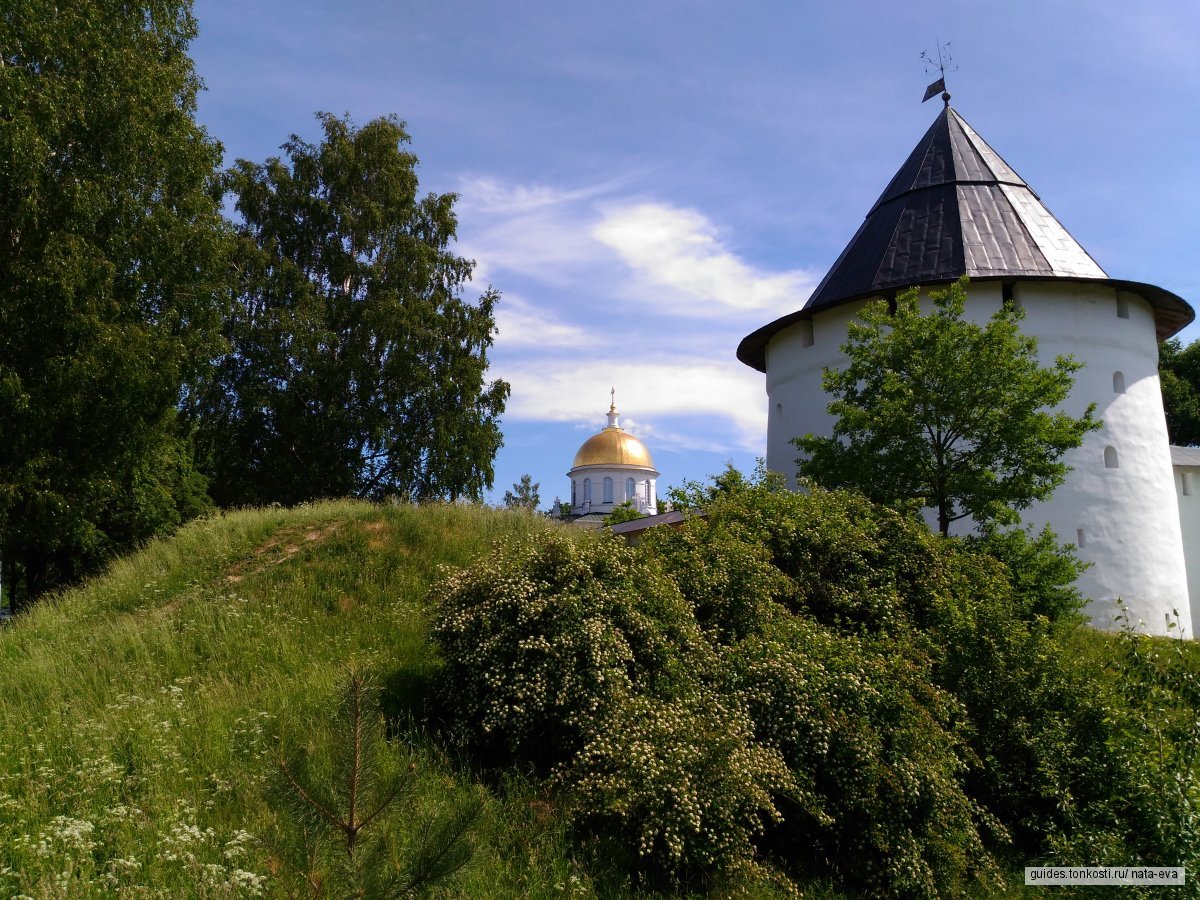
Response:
558,687,793,881
726,616,1001,897
640,517,789,644
694,482,954,635
430,531,709,768
428,470,1200,896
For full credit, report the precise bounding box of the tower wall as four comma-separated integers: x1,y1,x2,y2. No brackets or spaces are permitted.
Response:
763,279,1192,637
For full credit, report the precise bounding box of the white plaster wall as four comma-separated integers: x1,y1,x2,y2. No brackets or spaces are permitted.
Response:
1173,466,1200,634
1017,282,1190,635
764,299,867,482
568,464,658,516
763,279,1192,636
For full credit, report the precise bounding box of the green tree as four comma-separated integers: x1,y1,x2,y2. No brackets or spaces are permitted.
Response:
0,0,229,607
796,278,1099,535
603,500,645,525
194,113,508,506
1159,337,1200,446
503,474,540,513
270,671,481,896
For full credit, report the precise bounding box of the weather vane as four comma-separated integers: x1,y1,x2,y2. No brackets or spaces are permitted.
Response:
920,41,956,106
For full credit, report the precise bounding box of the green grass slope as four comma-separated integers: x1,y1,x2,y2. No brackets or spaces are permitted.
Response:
0,501,585,897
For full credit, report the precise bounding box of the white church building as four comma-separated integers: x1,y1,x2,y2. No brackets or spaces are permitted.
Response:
737,97,1198,637
567,397,659,519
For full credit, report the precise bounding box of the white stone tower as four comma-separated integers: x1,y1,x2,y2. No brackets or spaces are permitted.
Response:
737,101,1195,636
568,395,659,518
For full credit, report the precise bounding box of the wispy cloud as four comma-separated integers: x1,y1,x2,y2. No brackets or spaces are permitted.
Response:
493,293,587,348
457,176,618,216
455,175,802,454
593,203,818,313
496,356,766,453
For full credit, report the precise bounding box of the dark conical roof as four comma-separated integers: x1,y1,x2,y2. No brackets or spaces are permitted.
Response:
737,106,1193,372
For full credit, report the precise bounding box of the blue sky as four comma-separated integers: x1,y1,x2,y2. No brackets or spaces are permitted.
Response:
189,0,1200,507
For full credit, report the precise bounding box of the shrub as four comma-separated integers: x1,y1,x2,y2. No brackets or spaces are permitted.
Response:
928,569,1118,860
697,481,955,635
640,516,790,644
429,531,710,769
268,670,482,898
1046,616,1200,883
726,616,1002,898
558,686,793,883
962,524,1087,622
603,501,645,525
426,467,1200,896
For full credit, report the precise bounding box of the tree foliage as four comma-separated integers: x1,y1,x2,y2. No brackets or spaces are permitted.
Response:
0,0,228,606
194,113,508,507
1159,337,1200,446
503,474,540,513
269,671,481,897
796,278,1099,535
603,500,645,525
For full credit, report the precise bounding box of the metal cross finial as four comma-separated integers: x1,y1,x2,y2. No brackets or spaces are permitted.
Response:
610,386,615,409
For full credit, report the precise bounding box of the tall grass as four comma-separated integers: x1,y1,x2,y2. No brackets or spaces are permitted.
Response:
0,501,587,897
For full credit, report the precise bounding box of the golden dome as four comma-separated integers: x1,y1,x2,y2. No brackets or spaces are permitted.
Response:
572,427,655,469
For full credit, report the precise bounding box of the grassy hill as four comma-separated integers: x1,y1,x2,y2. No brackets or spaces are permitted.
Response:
0,501,593,897
4,498,1197,898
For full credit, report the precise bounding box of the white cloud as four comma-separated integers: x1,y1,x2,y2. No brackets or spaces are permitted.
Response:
451,176,811,455
457,179,816,323
456,176,617,216
456,183,603,288
593,203,818,313
493,293,587,348
496,355,766,453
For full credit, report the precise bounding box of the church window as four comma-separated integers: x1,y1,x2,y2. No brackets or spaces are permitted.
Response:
571,480,577,506
583,479,591,502
1184,473,1193,497
797,320,814,348
1104,446,1119,469
1116,295,1130,319
1076,528,1086,548
645,479,652,502
603,477,613,504
776,402,783,418
1113,371,1125,394
626,477,636,502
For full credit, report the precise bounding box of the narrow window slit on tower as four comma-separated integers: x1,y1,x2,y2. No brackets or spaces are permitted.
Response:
1116,295,1130,319
1104,446,1119,469
1076,528,1086,549
1113,371,1125,394
1184,473,1193,497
